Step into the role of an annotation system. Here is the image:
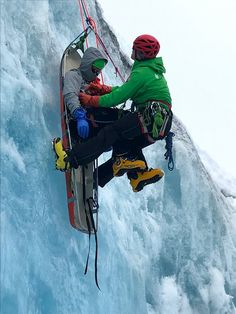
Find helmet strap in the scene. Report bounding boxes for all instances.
[135,50,146,61]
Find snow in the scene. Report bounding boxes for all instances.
[1,1,236,313]
[159,276,192,314]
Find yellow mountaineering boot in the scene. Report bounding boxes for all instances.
[53,138,70,171]
[129,168,164,192]
[112,156,146,177]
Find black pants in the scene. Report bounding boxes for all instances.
[68,110,151,167]
[68,107,158,187]
[69,107,121,146]
[96,106,173,187]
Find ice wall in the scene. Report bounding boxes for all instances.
[1,1,236,313]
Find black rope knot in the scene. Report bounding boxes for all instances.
[164,131,175,171]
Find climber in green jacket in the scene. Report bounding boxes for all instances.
[80,52,171,109]
[54,34,173,192]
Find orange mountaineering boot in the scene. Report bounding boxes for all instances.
[112,156,146,177]
[129,168,164,192]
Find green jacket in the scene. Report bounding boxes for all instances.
[99,57,172,109]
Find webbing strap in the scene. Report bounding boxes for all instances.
[87,197,100,290]
[82,166,100,290]
[82,166,92,275]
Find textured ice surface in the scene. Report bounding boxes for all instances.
[1,1,236,313]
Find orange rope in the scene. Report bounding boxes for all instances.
[78,0,89,48]
[77,0,105,83]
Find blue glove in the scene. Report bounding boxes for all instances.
[73,108,89,139]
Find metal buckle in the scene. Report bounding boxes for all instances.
[149,101,163,117]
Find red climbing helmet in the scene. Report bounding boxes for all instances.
[133,34,160,59]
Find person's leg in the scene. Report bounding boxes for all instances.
[97,158,114,187]
[128,167,164,192]
[126,139,164,192]
[66,112,145,168]
[97,137,150,188]
[96,144,164,192]
[111,133,151,177]
[86,107,121,137]
[97,146,148,187]
[112,135,164,192]
[87,108,126,187]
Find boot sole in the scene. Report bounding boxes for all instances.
[133,173,163,192]
[52,138,69,171]
[52,137,64,152]
[52,138,60,157]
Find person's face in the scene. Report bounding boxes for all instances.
[91,65,102,76]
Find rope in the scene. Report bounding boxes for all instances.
[78,0,89,49]
[87,197,100,290]
[164,132,175,171]
[78,0,104,83]
[82,167,92,276]
[77,0,125,83]
[62,27,91,59]
[92,32,125,82]
[82,168,100,290]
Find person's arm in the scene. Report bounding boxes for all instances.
[63,70,89,139]
[79,70,142,108]
[98,71,142,108]
[86,80,113,95]
[63,70,83,115]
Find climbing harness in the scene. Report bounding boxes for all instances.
[133,101,172,138]
[131,101,175,170]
